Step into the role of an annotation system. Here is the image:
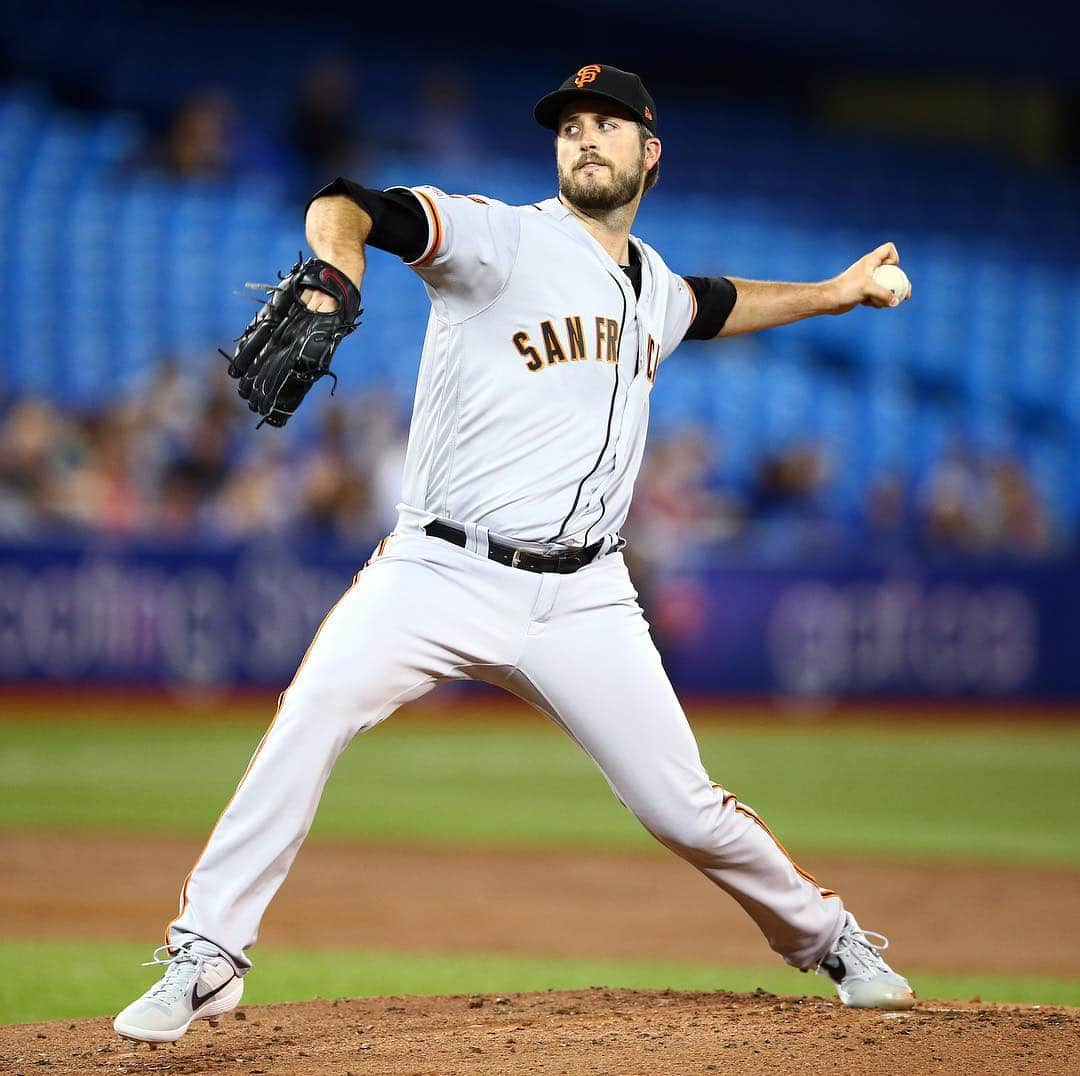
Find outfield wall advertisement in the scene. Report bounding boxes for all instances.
[1,539,1077,699]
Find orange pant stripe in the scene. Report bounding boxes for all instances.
[164,536,393,945]
[717,786,838,899]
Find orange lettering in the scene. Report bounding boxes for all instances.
[574,65,602,89]
[565,316,585,360]
[606,319,619,363]
[646,334,660,382]
[595,316,607,360]
[513,330,543,372]
[540,319,567,364]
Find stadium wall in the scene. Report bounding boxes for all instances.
[1,539,1077,700]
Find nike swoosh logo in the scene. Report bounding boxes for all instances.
[821,955,847,984]
[191,972,235,1010]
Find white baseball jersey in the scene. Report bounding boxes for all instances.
[390,186,698,546]
[164,179,849,993]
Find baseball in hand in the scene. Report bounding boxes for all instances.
[872,264,911,302]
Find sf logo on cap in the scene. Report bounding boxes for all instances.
[574,65,602,88]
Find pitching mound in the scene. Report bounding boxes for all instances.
[2,988,1077,1076]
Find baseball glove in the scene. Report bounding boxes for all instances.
[221,256,362,427]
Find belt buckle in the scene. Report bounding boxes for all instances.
[510,544,554,572]
[507,540,584,572]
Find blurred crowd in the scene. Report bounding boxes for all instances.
[133,57,481,200]
[0,58,1066,566]
[626,425,1057,569]
[0,362,1058,564]
[0,363,406,549]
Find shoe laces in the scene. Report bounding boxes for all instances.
[141,944,215,1005]
[819,922,892,981]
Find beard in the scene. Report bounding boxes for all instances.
[558,149,645,212]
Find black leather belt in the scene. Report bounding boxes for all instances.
[424,519,605,574]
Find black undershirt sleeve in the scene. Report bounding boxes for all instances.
[682,275,738,340]
[305,177,429,264]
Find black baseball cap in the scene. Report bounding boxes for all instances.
[534,65,658,135]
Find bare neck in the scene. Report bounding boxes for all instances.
[559,195,640,266]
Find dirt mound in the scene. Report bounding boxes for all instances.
[2,989,1077,1076]
[6,833,1080,977]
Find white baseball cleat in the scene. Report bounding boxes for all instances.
[816,913,916,1010]
[113,939,244,1043]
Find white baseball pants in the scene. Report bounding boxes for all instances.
[170,523,846,972]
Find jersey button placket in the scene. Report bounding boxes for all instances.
[583,311,638,525]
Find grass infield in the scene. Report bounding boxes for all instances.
[1,706,1079,866]
[3,938,1079,1026]
[3,707,1079,1025]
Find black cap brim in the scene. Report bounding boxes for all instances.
[534,89,654,133]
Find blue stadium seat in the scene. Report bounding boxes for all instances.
[1,82,1078,539]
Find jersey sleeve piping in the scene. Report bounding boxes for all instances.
[407,188,444,268]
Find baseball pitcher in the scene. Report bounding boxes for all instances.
[114,65,914,1046]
